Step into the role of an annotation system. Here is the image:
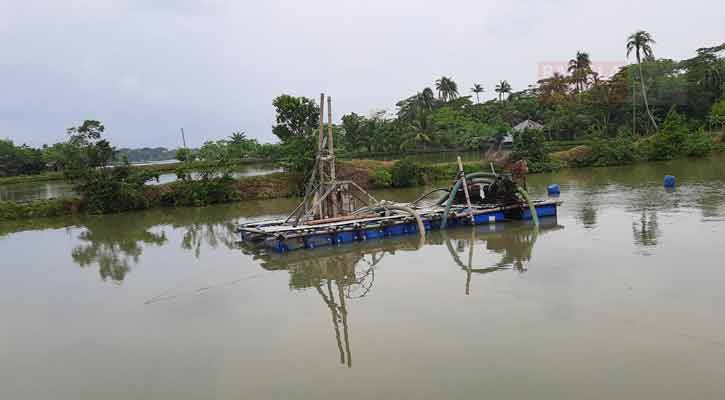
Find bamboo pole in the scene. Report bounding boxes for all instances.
[318,93,326,218]
[327,96,335,180]
[457,156,475,224]
[328,95,337,217]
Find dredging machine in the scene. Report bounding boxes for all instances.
[238,93,559,252]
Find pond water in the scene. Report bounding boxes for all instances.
[0,180,76,202]
[1,156,725,399]
[0,163,282,202]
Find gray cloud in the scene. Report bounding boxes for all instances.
[1,0,722,148]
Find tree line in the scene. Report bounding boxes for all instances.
[0,128,278,178]
[270,31,724,174]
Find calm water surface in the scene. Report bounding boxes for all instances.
[1,156,725,399]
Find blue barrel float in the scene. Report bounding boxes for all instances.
[664,175,676,188]
[547,184,561,196]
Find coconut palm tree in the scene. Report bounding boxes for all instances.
[568,51,592,93]
[626,30,658,131]
[470,83,484,104]
[420,87,436,110]
[495,80,512,101]
[435,76,459,102]
[229,130,247,144]
[402,116,434,150]
[537,73,569,103]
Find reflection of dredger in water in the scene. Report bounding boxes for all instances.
[439,217,563,295]
[247,246,391,368]
[241,216,563,367]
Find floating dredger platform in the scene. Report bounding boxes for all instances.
[239,93,559,252]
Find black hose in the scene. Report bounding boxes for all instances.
[411,188,449,206]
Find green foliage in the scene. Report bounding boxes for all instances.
[646,107,688,160]
[0,198,79,220]
[174,141,236,183]
[391,158,420,187]
[631,108,714,160]
[272,95,319,177]
[585,131,637,166]
[0,139,45,176]
[161,177,238,207]
[685,128,713,157]
[59,120,116,180]
[271,95,320,141]
[341,112,366,151]
[435,76,459,102]
[711,99,725,132]
[75,165,158,214]
[175,148,196,162]
[512,128,549,163]
[58,120,160,214]
[116,147,177,163]
[279,135,316,183]
[371,169,392,188]
[495,80,512,101]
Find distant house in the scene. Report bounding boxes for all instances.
[489,119,544,146]
[511,119,544,132]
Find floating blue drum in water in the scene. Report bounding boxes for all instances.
[664,175,676,188]
[547,184,561,196]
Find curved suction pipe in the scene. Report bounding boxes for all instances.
[516,186,539,227]
[440,172,497,228]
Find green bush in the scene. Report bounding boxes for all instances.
[685,129,713,157]
[648,108,688,160]
[585,132,636,166]
[391,158,420,187]
[74,165,158,214]
[511,128,550,164]
[0,198,78,220]
[636,108,714,161]
[371,169,392,188]
[162,177,239,207]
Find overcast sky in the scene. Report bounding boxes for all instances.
[1,0,722,148]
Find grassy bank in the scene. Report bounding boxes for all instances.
[0,171,65,185]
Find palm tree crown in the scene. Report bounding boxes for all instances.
[626,30,656,63]
[435,76,459,102]
[537,73,569,102]
[568,51,592,92]
[494,80,512,101]
[470,83,484,103]
[229,130,247,144]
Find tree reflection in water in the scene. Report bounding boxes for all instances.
[180,220,238,258]
[632,210,659,247]
[71,220,167,283]
[69,207,243,283]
